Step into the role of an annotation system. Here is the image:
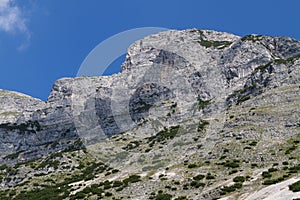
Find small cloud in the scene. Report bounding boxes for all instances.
[0,0,30,50]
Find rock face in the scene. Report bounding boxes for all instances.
[0,90,44,124]
[0,88,77,164]
[1,29,300,200]
[0,29,300,166]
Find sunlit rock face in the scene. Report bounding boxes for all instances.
[0,29,300,166]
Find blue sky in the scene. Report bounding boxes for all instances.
[0,0,300,101]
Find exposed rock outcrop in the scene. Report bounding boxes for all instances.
[0,29,299,167]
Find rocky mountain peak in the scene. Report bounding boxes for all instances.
[0,29,300,200]
[0,89,45,124]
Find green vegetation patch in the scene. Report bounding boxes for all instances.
[37,159,60,170]
[206,173,215,180]
[262,171,272,178]
[197,30,232,49]
[285,145,298,155]
[0,111,20,116]
[220,182,243,194]
[288,164,300,174]
[198,120,209,132]
[147,125,180,143]
[174,196,188,200]
[241,34,264,42]
[0,121,42,133]
[237,94,251,105]
[193,174,205,181]
[198,39,233,49]
[190,180,205,188]
[263,177,284,185]
[70,184,105,200]
[289,180,300,192]
[153,192,172,200]
[255,53,300,73]
[123,174,141,185]
[227,85,256,105]
[220,160,241,168]
[198,98,211,110]
[13,185,70,200]
[3,151,25,160]
[233,176,246,183]
[274,53,300,65]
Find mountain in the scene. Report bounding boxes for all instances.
[0,29,299,200]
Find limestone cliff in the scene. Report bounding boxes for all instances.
[0,29,300,200]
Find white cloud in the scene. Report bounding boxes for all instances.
[0,0,30,50]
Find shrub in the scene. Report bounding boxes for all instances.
[263,179,279,185]
[197,37,232,49]
[224,161,240,168]
[174,196,188,200]
[183,184,189,190]
[241,35,264,42]
[113,181,123,188]
[237,95,251,105]
[229,170,238,175]
[251,163,258,168]
[3,151,24,160]
[198,120,209,132]
[249,141,258,146]
[187,164,198,169]
[116,187,124,192]
[193,174,205,181]
[14,184,70,200]
[262,171,272,178]
[282,161,289,165]
[173,181,180,185]
[289,180,300,192]
[221,183,243,193]
[123,175,141,185]
[105,192,113,197]
[190,181,205,188]
[155,193,172,200]
[206,173,215,180]
[233,182,243,189]
[70,192,86,200]
[198,99,211,110]
[89,184,103,195]
[147,126,180,143]
[165,185,171,189]
[268,168,278,173]
[112,169,119,173]
[233,176,245,183]
[285,146,297,154]
[0,165,8,171]
[289,164,300,173]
